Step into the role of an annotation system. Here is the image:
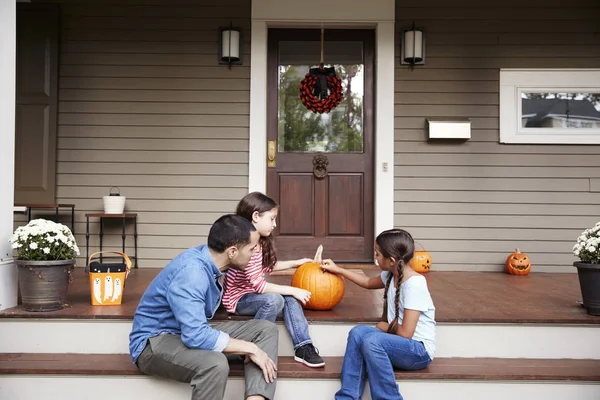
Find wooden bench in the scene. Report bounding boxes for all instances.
[1,353,599,381]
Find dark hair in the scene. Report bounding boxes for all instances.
[207,214,256,253]
[376,228,415,334]
[236,192,278,269]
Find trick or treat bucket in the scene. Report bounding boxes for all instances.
[103,186,126,214]
[87,251,131,306]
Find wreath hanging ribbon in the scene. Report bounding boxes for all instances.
[299,28,343,114]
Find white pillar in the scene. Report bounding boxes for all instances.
[374,21,396,236]
[247,19,268,194]
[0,0,17,311]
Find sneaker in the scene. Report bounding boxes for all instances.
[294,344,325,368]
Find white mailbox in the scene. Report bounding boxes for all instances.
[426,118,471,140]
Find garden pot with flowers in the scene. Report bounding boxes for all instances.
[9,219,80,312]
[572,221,600,316]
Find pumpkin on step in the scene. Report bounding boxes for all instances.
[291,245,345,311]
[410,250,432,273]
[505,248,531,276]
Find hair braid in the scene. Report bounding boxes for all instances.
[380,273,394,323]
[387,264,404,334]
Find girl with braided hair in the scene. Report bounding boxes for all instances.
[321,229,436,400]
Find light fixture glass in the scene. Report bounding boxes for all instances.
[401,24,425,67]
[219,23,242,68]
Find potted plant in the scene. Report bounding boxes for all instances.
[572,221,600,316]
[9,219,80,312]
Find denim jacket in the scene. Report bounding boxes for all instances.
[129,245,230,362]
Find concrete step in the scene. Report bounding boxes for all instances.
[1,354,599,400]
[1,318,599,359]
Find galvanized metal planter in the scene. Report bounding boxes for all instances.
[16,259,76,312]
[573,262,600,316]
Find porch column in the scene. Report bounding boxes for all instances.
[0,0,17,311]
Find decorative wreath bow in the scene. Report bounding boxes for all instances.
[299,65,344,114]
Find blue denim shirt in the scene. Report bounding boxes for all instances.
[129,245,230,362]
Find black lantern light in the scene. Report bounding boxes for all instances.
[218,22,242,69]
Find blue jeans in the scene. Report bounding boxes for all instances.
[335,325,431,400]
[235,292,312,350]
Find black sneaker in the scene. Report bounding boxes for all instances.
[294,344,325,368]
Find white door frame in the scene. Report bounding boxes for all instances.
[0,0,17,310]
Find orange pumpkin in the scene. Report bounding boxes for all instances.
[291,245,345,311]
[410,250,432,273]
[505,248,531,276]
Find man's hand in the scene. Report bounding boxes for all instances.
[246,346,278,383]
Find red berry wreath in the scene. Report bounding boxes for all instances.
[299,66,344,114]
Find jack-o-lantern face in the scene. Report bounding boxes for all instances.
[505,248,531,276]
[410,250,432,273]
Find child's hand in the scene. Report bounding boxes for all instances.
[293,287,312,305]
[297,258,313,266]
[376,321,390,332]
[321,259,341,274]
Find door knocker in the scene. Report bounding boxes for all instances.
[313,154,329,180]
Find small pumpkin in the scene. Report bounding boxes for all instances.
[410,250,432,273]
[505,248,531,276]
[291,245,345,311]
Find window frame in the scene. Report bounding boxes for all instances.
[499,69,600,144]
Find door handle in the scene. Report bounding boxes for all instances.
[267,140,276,167]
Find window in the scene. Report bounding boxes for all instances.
[500,69,600,144]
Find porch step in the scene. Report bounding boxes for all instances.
[1,319,599,359]
[1,353,599,400]
[2,353,600,380]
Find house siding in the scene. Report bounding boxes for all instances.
[394,0,600,271]
[14,0,600,271]
[54,0,251,266]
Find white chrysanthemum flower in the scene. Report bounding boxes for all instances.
[29,242,38,250]
[43,247,50,254]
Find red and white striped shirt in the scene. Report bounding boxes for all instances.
[222,245,273,313]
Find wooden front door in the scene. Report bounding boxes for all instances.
[266,29,374,262]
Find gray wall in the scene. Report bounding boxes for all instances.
[56,0,251,266]
[15,0,600,271]
[394,0,600,271]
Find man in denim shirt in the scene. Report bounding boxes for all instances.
[130,214,278,400]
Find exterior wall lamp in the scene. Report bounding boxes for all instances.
[219,22,242,69]
[401,23,425,68]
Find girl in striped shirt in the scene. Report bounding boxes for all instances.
[222,192,325,368]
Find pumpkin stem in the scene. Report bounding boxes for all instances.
[313,245,323,263]
[515,248,520,254]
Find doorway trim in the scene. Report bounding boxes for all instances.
[248,0,396,248]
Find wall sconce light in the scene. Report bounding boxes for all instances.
[401,23,425,68]
[218,22,242,69]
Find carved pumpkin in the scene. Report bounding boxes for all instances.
[291,245,345,311]
[410,250,432,273]
[505,248,531,276]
